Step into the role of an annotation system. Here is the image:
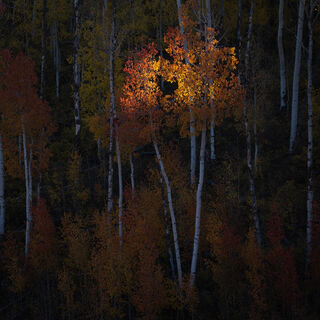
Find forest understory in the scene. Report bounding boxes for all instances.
[0,0,320,319]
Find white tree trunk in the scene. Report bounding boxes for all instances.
[22,123,32,256]
[206,0,212,27]
[210,121,216,160]
[206,0,216,161]
[0,132,5,235]
[278,0,287,111]
[73,0,81,140]
[153,138,182,287]
[130,153,135,197]
[190,114,196,183]
[190,123,206,288]
[160,177,176,281]
[115,136,123,248]
[289,0,306,153]
[176,0,196,182]
[306,0,313,269]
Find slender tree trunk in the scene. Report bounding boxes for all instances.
[190,123,206,287]
[159,0,164,90]
[115,136,123,248]
[40,0,47,101]
[206,0,216,161]
[32,0,37,39]
[244,103,261,248]
[244,0,254,81]
[220,0,224,30]
[73,0,81,143]
[289,0,306,153]
[22,123,32,256]
[206,0,212,27]
[243,0,262,248]
[209,120,216,160]
[19,134,22,167]
[253,85,258,170]
[97,137,101,161]
[153,138,182,287]
[0,132,5,235]
[130,153,135,197]
[160,178,176,281]
[51,20,60,99]
[107,106,114,213]
[37,171,42,205]
[176,0,196,182]
[237,0,242,62]
[28,141,33,213]
[278,0,287,111]
[107,10,115,213]
[306,0,313,269]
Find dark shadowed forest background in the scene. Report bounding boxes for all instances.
[0,0,320,319]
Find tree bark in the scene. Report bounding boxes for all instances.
[306,0,313,269]
[22,122,32,256]
[244,103,261,248]
[206,0,212,28]
[115,136,123,249]
[176,0,196,183]
[51,20,60,99]
[160,177,176,281]
[190,123,206,287]
[0,132,5,236]
[107,9,115,213]
[237,0,242,62]
[153,138,182,287]
[206,0,216,161]
[129,153,135,198]
[40,0,47,101]
[73,0,81,143]
[278,0,287,111]
[289,0,306,153]
[253,85,258,170]
[243,0,262,248]
[32,0,37,39]
[244,0,254,81]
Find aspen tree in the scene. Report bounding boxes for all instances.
[176,0,196,183]
[73,0,81,143]
[243,0,262,248]
[278,0,287,111]
[289,0,306,153]
[306,0,314,269]
[121,45,183,287]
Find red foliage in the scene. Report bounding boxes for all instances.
[0,50,55,177]
[29,199,57,271]
[120,44,163,145]
[0,3,6,16]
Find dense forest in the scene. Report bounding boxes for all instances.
[0,0,320,319]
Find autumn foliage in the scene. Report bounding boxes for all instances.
[1,0,320,319]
